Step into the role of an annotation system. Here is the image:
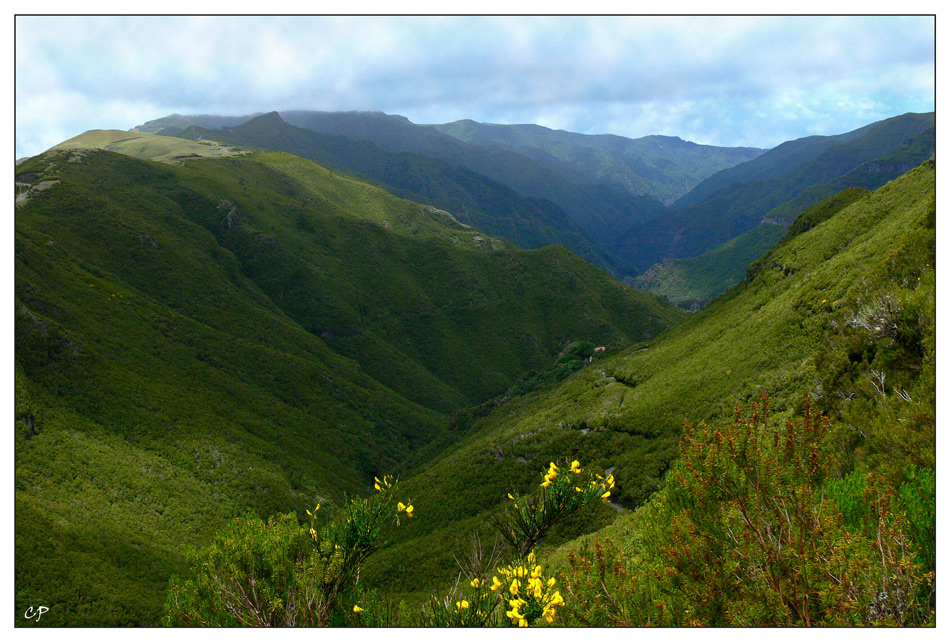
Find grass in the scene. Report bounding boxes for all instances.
[52,129,243,164]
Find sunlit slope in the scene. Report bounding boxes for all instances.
[366,161,935,598]
[51,129,241,164]
[629,221,786,309]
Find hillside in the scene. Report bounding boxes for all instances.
[161,110,671,249]
[617,112,935,275]
[361,161,935,605]
[14,137,686,625]
[179,112,617,273]
[627,221,786,309]
[52,129,243,164]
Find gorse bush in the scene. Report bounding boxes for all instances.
[492,459,614,558]
[164,478,414,626]
[164,460,611,627]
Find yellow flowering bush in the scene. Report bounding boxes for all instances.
[491,459,615,558]
[166,474,412,626]
[492,552,565,626]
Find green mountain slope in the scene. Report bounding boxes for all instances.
[431,119,764,205]
[181,112,617,273]
[364,161,935,601]
[614,112,935,275]
[243,110,672,248]
[627,221,786,309]
[14,139,685,625]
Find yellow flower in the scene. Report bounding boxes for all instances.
[531,565,543,578]
[491,576,503,591]
[547,577,556,588]
[601,491,611,502]
[375,482,381,491]
[529,578,543,599]
[470,578,481,589]
[540,479,552,488]
[510,578,520,595]
[547,591,564,607]
[570,460,582,473]
[306,504,320,516]
[575,487,582,492]
[508,493,515,500]
[456,600,469,610]
[397,502,406,512]
[527,550,536,563]
[405,504,414,517]
[353,605,363,613]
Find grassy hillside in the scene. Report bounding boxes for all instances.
[147,110,669,250]
[51,129,242,164]
[631,125,936,309]
[363,161,935,606]
[14,140,685,625]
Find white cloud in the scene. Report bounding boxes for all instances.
[14,15,935,157]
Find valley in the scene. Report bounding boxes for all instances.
[14,112,936,627]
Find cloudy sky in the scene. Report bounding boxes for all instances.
[15,14,935,158]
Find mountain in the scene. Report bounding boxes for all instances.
[132,113,265,133]
[362,160,935,603]
[177,112,617,273]
[146,110,672,250]
[14,134,686,625]
[614,112,935,276]
[431,119,764,205]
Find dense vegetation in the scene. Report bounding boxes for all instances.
[14,142,683,626]
[14,117,934,627]
[183,112,616,273]
[629,222,785,309]
[357,161,936,620]
[143,110,934,307]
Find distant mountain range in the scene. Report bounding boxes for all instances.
[135,110,764,273]
[134,110,934,308]
[620,112,934,305]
